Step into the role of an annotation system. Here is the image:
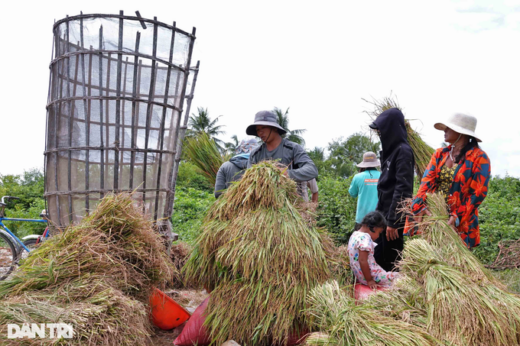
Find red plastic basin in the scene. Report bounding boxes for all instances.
[354,283,387,301]
[149,288,191,330]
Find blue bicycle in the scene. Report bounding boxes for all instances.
[0,196,49,280]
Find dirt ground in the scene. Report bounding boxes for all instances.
[150,288,209,345]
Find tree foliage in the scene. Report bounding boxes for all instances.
[307,133,381,179]
[187,107,226,150]
[316,176,357,244]
[224,135,239,155]
[327,132,380,178]
[171,187,214,244]
[0,169,46,237]
[475,175,520,264]
[273,107,307,146]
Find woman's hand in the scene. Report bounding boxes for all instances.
[368,280,378,290]
[448,215,456,229]
[414,209,432,224]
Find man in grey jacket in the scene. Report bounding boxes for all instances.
[214,138,259,198]
[246,110,318,186]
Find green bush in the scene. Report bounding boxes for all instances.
[0,169,47,238]
[316,176,357,244]
[171,187,215,245]
[475,175,520,264]
[2,199,47,238]
[176,161,213,192]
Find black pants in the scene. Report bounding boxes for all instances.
[373,226,404,272]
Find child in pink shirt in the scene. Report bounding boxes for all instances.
[348,211,400,289]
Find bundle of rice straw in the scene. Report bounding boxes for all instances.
[0,193,173,345]
[183,132,229,187]
[327,245,353,286]
[184,161,333,345]
[366,193,520,345]
[304,280,439,346]
[363,96,435,179]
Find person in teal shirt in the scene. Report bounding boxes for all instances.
[349,151,381,231]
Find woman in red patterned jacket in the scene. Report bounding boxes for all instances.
[408,113,490,248]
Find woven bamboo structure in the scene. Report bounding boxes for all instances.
[44,11,199,230]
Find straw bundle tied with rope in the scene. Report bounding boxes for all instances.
[0,193,174,345]
[363,96,435,179]
[183,161,336,345]
[364,193,520,346]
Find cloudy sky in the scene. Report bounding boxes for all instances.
[2,0,520,177]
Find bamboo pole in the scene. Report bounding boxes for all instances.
[98,25,105,197]
[154,21,177,220]
[79,14,91,212]
[119,56,128,187]
[166,27,196,218]
[113,10,124,191]
[142,18,159,215]
[65,18,73,224]
[129,33,141,190]
[53,29,63,227]
[169,61,200,218]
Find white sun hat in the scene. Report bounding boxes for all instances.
[434,113,482,142]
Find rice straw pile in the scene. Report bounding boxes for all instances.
[364,193,520,345]
[0,193,173,345]
[363,96,435,179]
[170,241,193,288]
[183,161,333,345]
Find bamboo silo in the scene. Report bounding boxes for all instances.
[44,11,199,235]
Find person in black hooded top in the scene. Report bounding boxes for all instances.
[369,108,415,272]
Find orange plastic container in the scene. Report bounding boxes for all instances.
[149,288,191,330]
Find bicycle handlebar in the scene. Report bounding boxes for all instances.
[1,196,20,204]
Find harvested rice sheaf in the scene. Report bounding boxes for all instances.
[184,161,332,345]
[364,96,435,179]
[369,193,520,346]
[400,239,520,345]
[0,193,173,346]
[365,275,428,329]
[422,194,505,287]
[304,281,439,346]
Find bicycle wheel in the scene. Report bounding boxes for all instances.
[0,232,17,281]
[19,238,40,261]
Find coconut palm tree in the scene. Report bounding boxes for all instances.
[225,135,240,155]
[307,147,325,163]
[272,107,306,147]
[187,107,226,149]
